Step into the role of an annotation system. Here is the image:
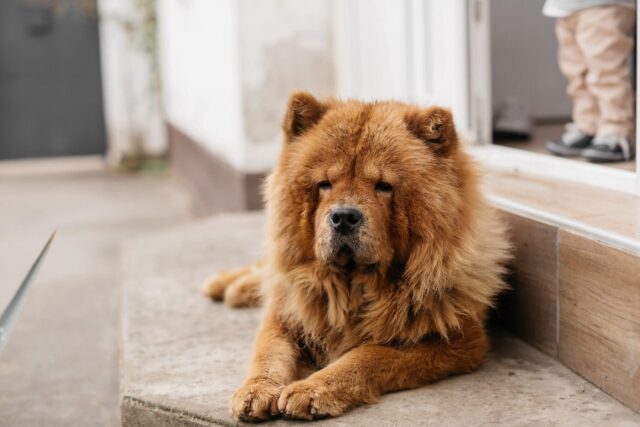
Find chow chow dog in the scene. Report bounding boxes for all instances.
[203,92,511,421]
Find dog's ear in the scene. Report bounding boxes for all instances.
[404,106,458,155]
[283,91,328,142]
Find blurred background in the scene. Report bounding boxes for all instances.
[0,0,637,426]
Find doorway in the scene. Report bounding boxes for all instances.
[489,0,636,172]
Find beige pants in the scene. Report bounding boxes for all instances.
[556,5,636,138]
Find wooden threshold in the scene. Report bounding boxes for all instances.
[484,169,640,256]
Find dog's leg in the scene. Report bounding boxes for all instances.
[278,318,488,420]
[231,313,299,421]
[201,261,263,307]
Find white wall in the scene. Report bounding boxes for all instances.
[157,0,334,173]
[490,0,571,119]
[157,0,245,169]
[105,1,572,169]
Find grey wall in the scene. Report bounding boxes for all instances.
[490,0,572,120]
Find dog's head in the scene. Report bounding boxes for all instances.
[267,92,476,279]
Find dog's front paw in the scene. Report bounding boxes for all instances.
[201,272,233,301]
[202,266,262,307]
[277,378,349,420]
[231,379,282,422]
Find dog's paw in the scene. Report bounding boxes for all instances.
[201,271,235,301]
[202,266,262,308]
[231,380,282,422]
[277,378,348,420]
[222,274,261,308]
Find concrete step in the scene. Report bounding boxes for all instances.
[120,213,640,426]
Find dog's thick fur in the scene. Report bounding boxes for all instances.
[203,92,511,421]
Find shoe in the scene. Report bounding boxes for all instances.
[583,134,634,163]
[493,97,532,140]
[545,123,594,157]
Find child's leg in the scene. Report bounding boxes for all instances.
[556,14,599,135]
[576,6,635,138]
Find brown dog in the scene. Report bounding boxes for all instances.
[203,92,511,421]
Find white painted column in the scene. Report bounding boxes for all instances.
[98,0,166,167]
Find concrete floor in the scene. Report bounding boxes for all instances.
[121,213,640,427]
[0,158,195,427]
[3,158,640,427]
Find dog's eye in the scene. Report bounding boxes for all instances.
[375,181,393,192]
[318,180,332,190]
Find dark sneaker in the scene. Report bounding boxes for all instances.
[545,123,594,157]
[583,135,634,163]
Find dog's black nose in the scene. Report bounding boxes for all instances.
[329,207,363,235]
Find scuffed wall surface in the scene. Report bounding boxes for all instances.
[238,0,334,171]
[158,0,334,173]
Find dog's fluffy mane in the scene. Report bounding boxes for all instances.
[259,93,510,365]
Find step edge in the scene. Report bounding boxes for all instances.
[488,193,640,257]
[121,395,234,427]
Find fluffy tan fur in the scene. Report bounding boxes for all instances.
[202,92,511,421]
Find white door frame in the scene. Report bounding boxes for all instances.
[468,0,492,145]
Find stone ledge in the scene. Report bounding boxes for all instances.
[121,213,640,426]
[122,396,225,427]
